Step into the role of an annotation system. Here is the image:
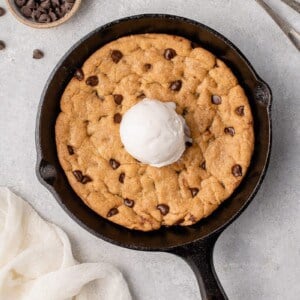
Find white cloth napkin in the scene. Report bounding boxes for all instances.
[0,187,132,300]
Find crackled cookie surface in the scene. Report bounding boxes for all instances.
[55,34,254,231]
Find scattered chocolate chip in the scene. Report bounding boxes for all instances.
[21,6,32,18]
[0,41,5,50]
[119,173,125,183]
[81,175,92,184]
[164,48,177,60]
[224,127,235,136]
[0,7,6,17]
[211,95,222,105]
[107,207,119,217]
[169,80,182,91]
[113,113,122,123]
[235,105,245,116]
[74,68,84,81]
[157,204,169,216]
[137,92,146,100]
[33,49,44,59]
[111,50,123,63]
[143,63,152,71]
[190,188,199,197]
[109,159,120,170]
[232,164,242,177]
[185,141,193,148]
[124,198,134,208]
[182,107,188,116]
[67,145,74,155]
[113,94,123,105]
[200,161,206,170]
[86,76,98,86]
[73,170,83,182]
[175,218,184,225]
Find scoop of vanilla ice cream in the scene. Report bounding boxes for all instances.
[120,98,191,167]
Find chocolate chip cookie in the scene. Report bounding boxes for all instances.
[55,34,254,231]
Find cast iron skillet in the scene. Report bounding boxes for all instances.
[35,14,272,300]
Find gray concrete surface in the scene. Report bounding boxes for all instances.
[0,0,299,299]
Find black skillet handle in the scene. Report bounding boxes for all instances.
[171,233,227,300]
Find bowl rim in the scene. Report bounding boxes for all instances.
[35,14,272,251]
[5,0,81,29]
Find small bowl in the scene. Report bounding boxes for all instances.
[5,0,81,29]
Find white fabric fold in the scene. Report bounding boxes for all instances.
[0,187,132,300]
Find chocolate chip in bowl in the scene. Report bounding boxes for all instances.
[5,0,81,28]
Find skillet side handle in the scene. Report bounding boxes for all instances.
[172,233,228,300]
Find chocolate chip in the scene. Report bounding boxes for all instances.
[235,106,245,116]
[74,68,84,81]
[164,48,177,60]
[232,164,242,177]
[49,11,57,21]
[40,0,51,9]
[111,50,123,63]
[21,6,32,18]
[185,141,192,148]
[200,161,206,170]
[0,41,5,50]
[109,159,120,170]
[86,76,98,86]
[73,170,83,182]
[67,145,74,155]
[63,2,74,12]
[143,63,152,71]
[32,9,41,21]
[157,204,169,215]
[124,198,134,208]
[224,127,235,136]
[119,173,125,183]
[211,95,222,105]
[190,188,199,197]
[51,0,60,7]
[113,94,123,105]
[39,13,51,23]
[54,6,63,17]
[0,7,6,17]
[26,0,35,9]
[107,207,119,217]
[33,49,44,59]
[81,175,92,184]
[15,0,26,7]
[113,113,122,123]
[169,80,182,91]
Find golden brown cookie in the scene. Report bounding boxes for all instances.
[55,34,254,231]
